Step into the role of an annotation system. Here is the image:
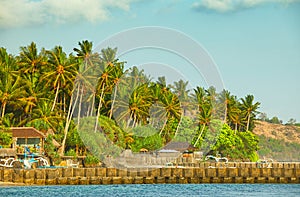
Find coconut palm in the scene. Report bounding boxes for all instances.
[240,95,260,131]
[42,46,78,111]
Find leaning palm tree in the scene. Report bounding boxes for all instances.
[240,95,260,131]
[193,103,212,146]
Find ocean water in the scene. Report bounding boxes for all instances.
[0,184,299,197]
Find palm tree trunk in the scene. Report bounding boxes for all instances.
[1,102,6,118]
[94,83,105,133]
[224,103,227,123]
[90,93,95,116]
[159,113,169,135]
[246,113,251,131]
[51,83,60,111]
[77,84,84,128]
[234,123,238,134]
[59,84,80,156]
[109,83,118,119]
[174,115,183,138]
[194,123,206,146]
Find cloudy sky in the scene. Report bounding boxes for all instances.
[0,0,300,122]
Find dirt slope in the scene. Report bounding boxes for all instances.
[253,121,300,144]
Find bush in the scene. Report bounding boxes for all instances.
[84,154,100,165]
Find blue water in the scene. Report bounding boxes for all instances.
[0,184,299,197]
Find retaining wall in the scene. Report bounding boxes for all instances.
[1,162,299,185]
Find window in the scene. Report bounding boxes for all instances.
[17,138,26,145]
[27,138,40,145]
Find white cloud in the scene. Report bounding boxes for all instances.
[192,0,300,13]
[0,0,136,28]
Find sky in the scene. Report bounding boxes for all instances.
[0,0,300,123]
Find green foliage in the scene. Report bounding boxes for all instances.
[84,154,100,165]
[258,135,300,161]
[44,135,61,165]
[65,149,77,157]
[0,131,12,147]
[211,124,259,161]
[130,125,163,152]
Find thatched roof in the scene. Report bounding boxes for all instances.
[0,148,16,157]
[161,141,196,152]
[10,127,45,138]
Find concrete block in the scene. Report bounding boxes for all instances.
[3,169,13,182]
[223,177,232,183]
[155,176,165,184]
[172,168,183,177]
[89,176,101,184]
[161,168,171,177]
[122,177,133,184]
[85,168,95,177]
[194,168,205,177]
[12,169,24,183]
[128,169,138,177]
[183,168,194,177]
[102,177,112,184]
[35,169,46,179]
[190,177,200,184]
[178,177,188,184]
[35,179,45,185]
[73,168,84,177]
[206,168,217,177]
[149,168,160,177]
[112,177,122,184]
[239,168,250,177]
[67,177,78,185]
[250,168,260,177]
[217,168,227,177]
[166,176,177,184]
[62,168,73,177]
[46,169,60,179]
[117,169,128,177]
[255,177,266,183]
[144,177,154,184]
[201,177,211,183]
[138,168,149,177]
[284,169,295,177]
[57,177,68,185]
[261,168,272,177]
[107,168,117,177]
[79,177,89,185]
[96,168,106,177]
[244,177,254,183]
[234,177,243,183]
[228,168,238,177]
[45,178,57,185]
[133,177,144,184]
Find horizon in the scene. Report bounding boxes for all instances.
[0,0,299,123]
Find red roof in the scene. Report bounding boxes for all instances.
[10,127,45,138]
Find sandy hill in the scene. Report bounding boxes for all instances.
[253,121,300,144]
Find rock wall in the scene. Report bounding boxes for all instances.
[0,162,299,185]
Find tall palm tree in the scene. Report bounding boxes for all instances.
[240,95,260,131]
[43,46,78,111]
[218,90,232,123]
[18,42,47,86]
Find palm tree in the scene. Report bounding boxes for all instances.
[18,42,47,86]
[193,103,212,146]
[0,75,25,118]
[43,46,78,111]
[218,90,232,123]
[240,95,260,131]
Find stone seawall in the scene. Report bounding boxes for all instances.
[1,162,299,185]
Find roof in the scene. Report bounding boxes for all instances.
[161,141,196,152]
[10,127,46,138]
[0,148,16,157]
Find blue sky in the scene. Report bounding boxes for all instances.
[0,0,300,122]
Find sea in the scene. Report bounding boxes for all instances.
[0,184,299,197]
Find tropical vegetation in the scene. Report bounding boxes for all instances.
[0,41,262,162]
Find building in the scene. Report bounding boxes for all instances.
[10,127,46,153]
